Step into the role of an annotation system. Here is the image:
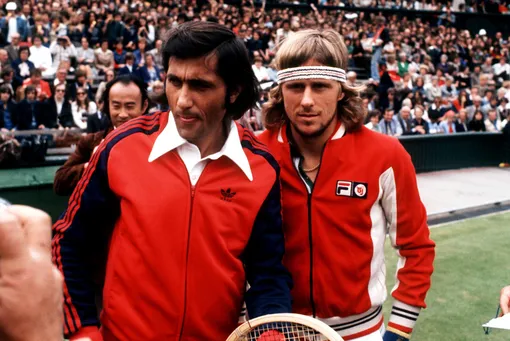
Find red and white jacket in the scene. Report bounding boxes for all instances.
[258,123,435,340]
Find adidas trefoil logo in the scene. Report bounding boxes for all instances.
[220,188,236,202]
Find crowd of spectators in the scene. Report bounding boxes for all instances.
[0,0,509,137]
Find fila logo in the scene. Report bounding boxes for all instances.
[220,188,236,202]
[336,180,368,199]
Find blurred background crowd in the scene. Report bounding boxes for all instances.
[0,0,509,138]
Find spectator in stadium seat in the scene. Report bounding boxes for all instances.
[251,56,270,83]
[29,35,54,78]
[104,11,125,48]
[71,87,97,129]
[396,106,415,134]
[0,66,20,96]
[86,99,109,134]
[364,109,382,132]
[95,39,114,75]
[11,47,34,82]
[455,109,469,133]
[0,49,8,73]
[52,22,292,341]
[441,76,458,101]
[67,70,93,101]
[138,53,161,89]
[49,36,76,72]
[113,39,126,69]
[468,110,486,132]
[412,105,430,134]
[466,95,485,121]
[95,69,114,103]
[4,33,20,64]
[76,37,95,80]
[133,38,148,68]
[13,85,43,130]
[0,3,28,43]
[379,108,402,136]
[22,68,51,100]
[485,109,503,132]
[0,85,16,131]
[52,67,68,88]
[149,39,164,70]
[117,52,139,77]
[439,110,457,134]
[42,83,74,129]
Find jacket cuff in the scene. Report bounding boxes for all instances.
[69,326,103,341]
[388,300,421,335]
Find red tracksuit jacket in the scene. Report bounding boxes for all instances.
[52,111,292,341]
[258,123,435,340]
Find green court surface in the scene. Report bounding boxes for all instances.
[383,212,510,341]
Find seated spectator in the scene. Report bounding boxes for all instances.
[148,80,168,113]
[95,69,114,103]
[138,53,160,89]
[113,39,126,69]
[149,39,164,70]
[76,37,96,80]
[42,83,74,129]
[71,88,97,130]
[493,56,510,82]
[86,99,109,134]
[439,110,457,134]
[397,52,409,77]
[378,108,402,136]
[251,56,269,83]
[11,47,34,82]
[13,85,43,130]
[465,95,486,121]
[396,106,415,134]
[455,109,469,133]
[425,76,441,102]
[364,110,381,132]
[29,15,50,44]
[4,33,21,64]
[67,70,93,101]
[485,109,503,132]
[22,69,52,100]
[133,38,148,68]
[54,75,148,196]
[49,36,76,72]
[412,105,430,134]
[29,35,54,78]
[52,67,68,88]
[117,52,138,76]
[95,39,114,75]
[0,66,20,96]
[0,49,8,73]
[0,85,16,131]
[468,110,486,132]
[441,76,458,101]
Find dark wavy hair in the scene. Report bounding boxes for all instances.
[161,21,259,120]
[101,74,149,134]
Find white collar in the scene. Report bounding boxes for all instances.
[148,112,253,181]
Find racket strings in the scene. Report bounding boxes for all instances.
[242,322,330,341]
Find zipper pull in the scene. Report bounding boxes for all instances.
[191,185,196,198]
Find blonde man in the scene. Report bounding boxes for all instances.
[258,29,435,341]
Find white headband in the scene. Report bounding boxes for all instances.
[276,66,347,84]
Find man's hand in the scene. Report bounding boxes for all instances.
[0,205,63,341]
[501,286,510,315]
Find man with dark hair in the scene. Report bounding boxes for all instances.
[67,69,93,101]
[259,29,434,341]
[52,22,292,341]
[22,68,52,99]
[117,52,138,76]
[14,85,43,130]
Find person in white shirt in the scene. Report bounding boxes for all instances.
[251,56,270,83]
[485,109,503,132]
[71,87,97,129]
[29,35,55,78]
[493,57,510,81]
[50,36,76,71]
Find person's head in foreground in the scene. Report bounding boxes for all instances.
[102,74,149,129]
[162,21,258,153]
[264,29,365,140]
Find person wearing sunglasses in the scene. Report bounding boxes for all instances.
[70,87,97,129]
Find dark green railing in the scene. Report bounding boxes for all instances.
[0,132,507,221]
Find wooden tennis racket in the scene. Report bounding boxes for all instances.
[226,313,343,341]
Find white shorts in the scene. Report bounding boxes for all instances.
[349,324,385,341]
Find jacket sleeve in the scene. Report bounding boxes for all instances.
[242,173,293,318]
[380,140,435,336]
[53,134,97,196]
[52,135,120,338]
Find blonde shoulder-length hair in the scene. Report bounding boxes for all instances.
[264,29,366,132]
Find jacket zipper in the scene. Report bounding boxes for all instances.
[291,145,326,318]
[178,156,201,340]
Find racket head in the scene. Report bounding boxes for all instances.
[226,313,344,341]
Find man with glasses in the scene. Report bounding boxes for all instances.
[42,83,73,129]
